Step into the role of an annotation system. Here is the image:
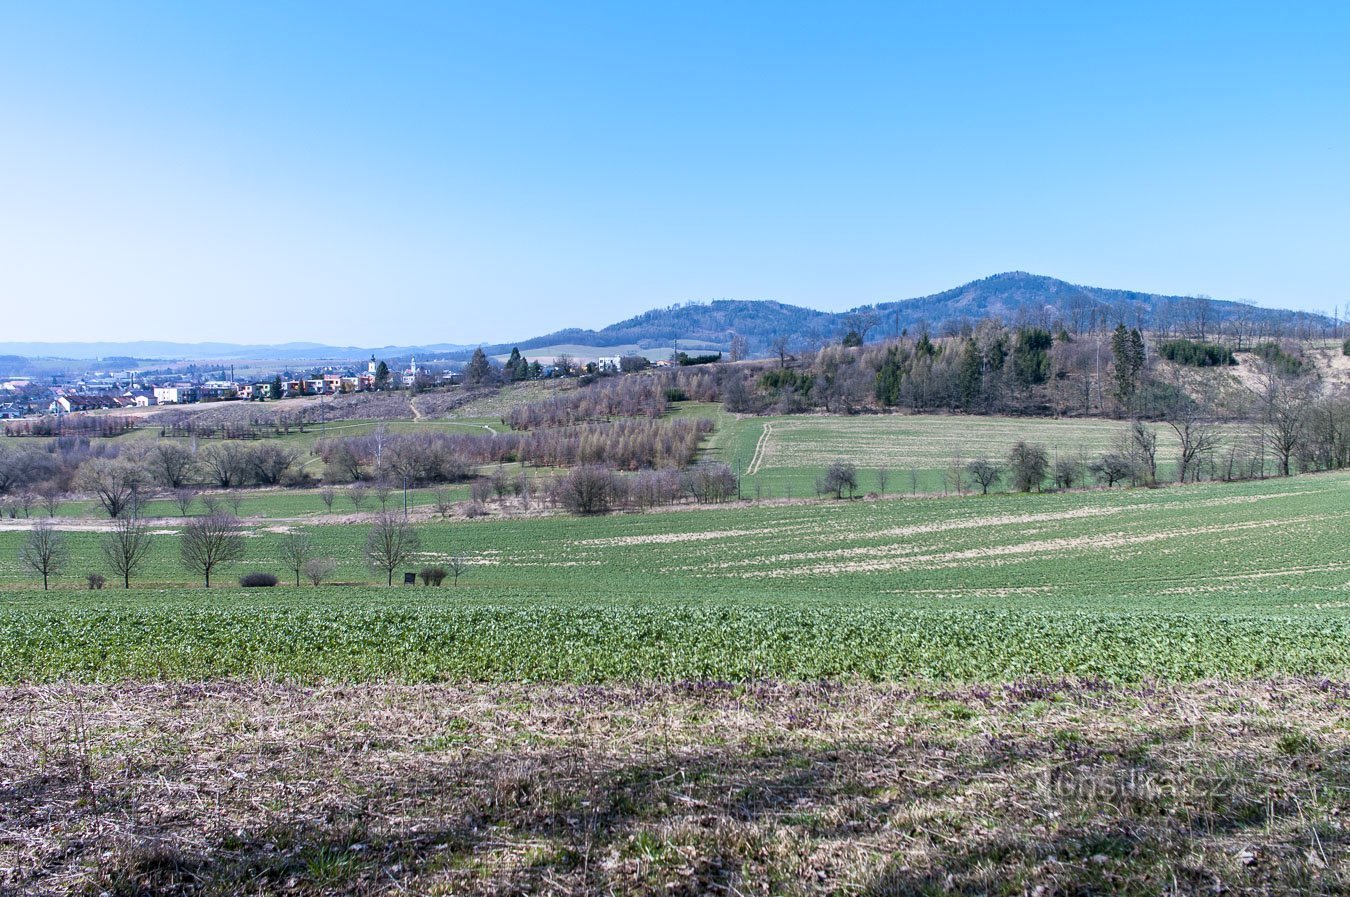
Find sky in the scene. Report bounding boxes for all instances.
[1,1,1347,346]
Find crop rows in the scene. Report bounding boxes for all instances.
[1,471,1347,683]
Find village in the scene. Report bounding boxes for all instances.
[0,351,640,421]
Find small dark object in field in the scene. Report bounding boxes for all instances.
[86,573,106,590]
[239,572,279,588]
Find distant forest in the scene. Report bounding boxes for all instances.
[453,272,1342,361]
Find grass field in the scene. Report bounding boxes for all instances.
[2,471,1348,683]
[705,411,1255,497]
[6,414,1349,895]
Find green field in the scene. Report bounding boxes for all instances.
[707,411,1245,496]
[3,471,1347,682]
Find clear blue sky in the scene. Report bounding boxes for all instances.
[2,1,1347,345]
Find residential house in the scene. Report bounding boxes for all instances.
[51,395,121,414]
[154,385,200,405]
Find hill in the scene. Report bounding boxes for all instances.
[3,273,1336,367]
[459,272,1338,360]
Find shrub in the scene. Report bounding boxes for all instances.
[239,572,279,588]
[86,573,106,590]
[818,461,859,499]
[554,466,622,515]
[420,566,447,586]
[1343,337,1349,357]
[1157,339,1235,367]
[1252,342,1305,376]
[303,557,337,586]
[1008,441,1049,492]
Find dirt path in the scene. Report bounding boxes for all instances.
[746,421,773,476]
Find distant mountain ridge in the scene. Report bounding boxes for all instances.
[0,340,472,363]
[461,271,1335,359]
[2,273,1334,365]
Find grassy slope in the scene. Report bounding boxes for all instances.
[2,471,1347,682]
[707,410,1248,496]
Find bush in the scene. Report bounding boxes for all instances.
[1157,339,1235,367]
[86,573,106,590]
[239,572,279,588]
[303,557,337,586]
[1008,441,1049,492]
[1343,337,1349,357]
[420,566,447,586]
[1252,342,1305,376]
[817,461,859,499]
[554,466,622,515]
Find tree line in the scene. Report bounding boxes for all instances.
[14,512,458,591]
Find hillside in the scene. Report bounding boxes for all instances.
[3,273,1336,367]
[460,272,1337,360]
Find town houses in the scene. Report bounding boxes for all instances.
[0,355,453,421]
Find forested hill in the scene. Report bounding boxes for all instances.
[465,272,1334,358]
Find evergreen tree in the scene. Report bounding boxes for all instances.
[465,348,492,386]
[374,361,391,390]
[874,347,903,406]
[505,348,523,380]
[1011,327,1052,387]
[1110,324,1146,409]
[956,338,983,409]
[271,375,284,400]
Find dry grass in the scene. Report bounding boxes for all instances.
[2,679,1346,895]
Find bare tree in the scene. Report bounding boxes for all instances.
[78,459,145,519]
[365,512,421,585]
[966,459,1002,494]
[555,467,620,515]
[319,486,337,512]
[276,530,315,587]
[1008,442,1049,492]
[945,450,966,495]
[173,487,198,516]
[224,492,245,515]
[303,557,337,586]
[771,334,792,369]
[874,467,890,497]
[101,517,154,588]
[19,518,67,590]
[818,461,859,499]
[374,480,394,512]
[200,443,250,488]
[348,483,369,511]
[248,444,298,486]
[180,513,246,588]
[38,483,64,517]
[1090,452,1135,488]
[447,554,468,586]
[1130,421,1159,485]
[1261,374,1312,477]
[150,442,197,488]
[1052,457,1084,490]
[1166,407,1221,483]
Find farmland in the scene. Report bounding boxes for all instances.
[2,471,1349,683]
[6,411,1350,896]
[710,411,1247,496]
